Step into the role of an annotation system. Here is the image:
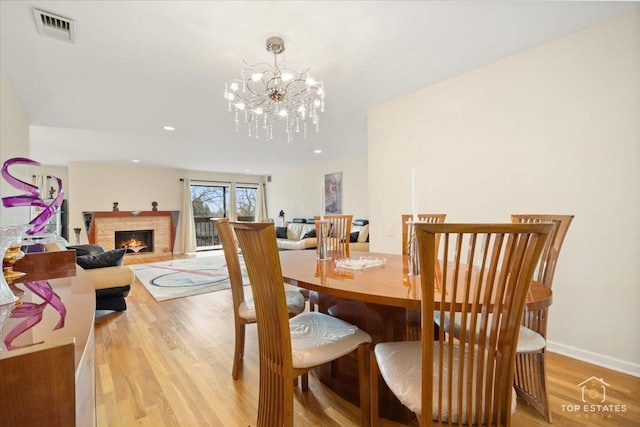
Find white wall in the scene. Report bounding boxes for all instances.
[368,12,640,374]
[267,155,369,224]
[67,161,264,252]
[0,72,30,226]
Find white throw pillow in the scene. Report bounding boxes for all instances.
[357,224,369,243]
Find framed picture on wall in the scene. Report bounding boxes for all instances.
[324,172,342,214]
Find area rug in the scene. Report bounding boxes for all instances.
[131,252,247,302]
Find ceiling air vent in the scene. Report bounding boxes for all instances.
[33,9,76,44]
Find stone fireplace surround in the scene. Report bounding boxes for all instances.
[83,211,179,257]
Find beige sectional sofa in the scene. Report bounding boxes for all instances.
[275,221,317,250]
[275,219,370,252]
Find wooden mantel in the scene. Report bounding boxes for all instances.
[83,210,180,254]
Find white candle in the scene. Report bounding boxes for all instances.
[321,181,325,220]
[412,168,417,221]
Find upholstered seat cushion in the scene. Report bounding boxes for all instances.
[434,312,547,353]
[515,325,547,352]
[289,312,372,369]
[374,341,517,423]
[238,287,305,322]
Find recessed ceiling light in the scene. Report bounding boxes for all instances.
[132,159,141,163]
[313,149,322,154]
[163,126,175,131]
[244,169,251,172]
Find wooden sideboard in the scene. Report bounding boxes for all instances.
[0,266,96,426]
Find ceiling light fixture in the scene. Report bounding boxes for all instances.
[163,126,175,131]
[223,36,325,143]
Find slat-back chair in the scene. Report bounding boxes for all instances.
[231,222,372,427]
[511,214,574,423]
[401,213,447,255]
[372,223,552,426]
[309,214,353,311]
[214,218,305,380]
[314,214,353,258]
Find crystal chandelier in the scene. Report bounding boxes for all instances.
[223,36,325,143]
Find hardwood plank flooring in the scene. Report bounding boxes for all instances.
[94,253,640,426]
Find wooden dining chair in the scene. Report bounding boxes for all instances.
[511,214,574,423]
[314,214,353,257]
[371,223,552,426]
[231,221,372,427]
[434,215,573,422]
[308,214,353,311]
[401,213,447,256]
[214,218,306,380]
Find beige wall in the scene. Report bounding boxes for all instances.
[67,161,264,252]
[368,12,640,373]
[266,155,368,225]
[0,72,30,226]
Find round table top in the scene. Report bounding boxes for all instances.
[279,249,552,310]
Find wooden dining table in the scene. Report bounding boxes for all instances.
[280,249,552,311]
[279,249,553,423]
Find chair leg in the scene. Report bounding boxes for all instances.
[371,350,379,427]
[301,373,309,391]
[232,323,245,380]
[358,342,371,427]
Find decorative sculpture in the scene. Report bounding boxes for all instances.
[1,157,67,352]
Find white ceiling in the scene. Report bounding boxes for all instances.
[1,1,637,175]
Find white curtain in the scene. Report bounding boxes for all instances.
[179,178,197,253]
[256,183,268,221]
[228,183,236,221]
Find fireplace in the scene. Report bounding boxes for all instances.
[85,210,179,256]
[115,230,154,254]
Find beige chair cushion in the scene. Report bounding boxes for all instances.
[238,287,305,322]
[290,312,372,369]
[434,312,547,353]
[514,325,547,352]
[375,341,517,423]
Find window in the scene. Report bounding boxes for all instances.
[236,185,258,222]
[190,184,229,249]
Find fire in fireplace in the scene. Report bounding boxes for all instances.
[115,230,154,254]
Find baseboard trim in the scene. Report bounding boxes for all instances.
[547,340,640,377]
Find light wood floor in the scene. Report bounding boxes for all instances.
[95,253,640,426]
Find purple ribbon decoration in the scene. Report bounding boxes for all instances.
[1,157,64,235]
[4,281,67,350]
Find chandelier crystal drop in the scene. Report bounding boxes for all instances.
[223,36,325,143]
